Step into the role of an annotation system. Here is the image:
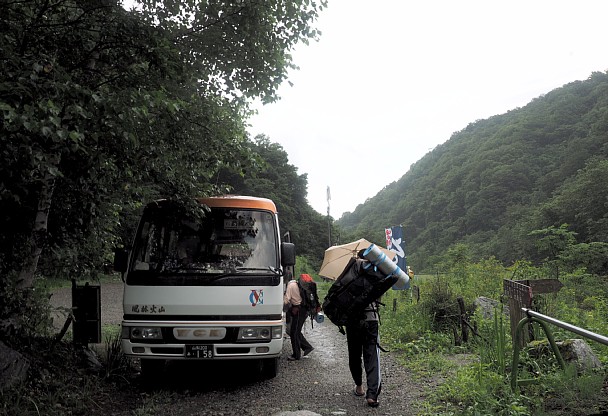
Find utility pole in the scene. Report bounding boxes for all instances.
[327,186,331,247]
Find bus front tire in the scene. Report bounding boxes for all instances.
[261,357,279,379]
[140,358,166,379]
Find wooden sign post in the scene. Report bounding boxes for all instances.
[504,280,533,347]
[503,278,563,347]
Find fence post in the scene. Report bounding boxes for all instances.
[457,297,468,343]
[412,285,420,303]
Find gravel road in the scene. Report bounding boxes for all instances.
[49,280,124,332]
[50,282,429,416]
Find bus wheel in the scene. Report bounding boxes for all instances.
[140,358,166,379]
[261,357,279,379]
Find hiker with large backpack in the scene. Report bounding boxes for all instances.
[333,256,385,407]
[298,273,321,327]
[283,274,315,361]
[346,298,382,407]
[321,245,410,408]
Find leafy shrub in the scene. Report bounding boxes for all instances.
[0,339,126,416]
[427,364,533,416]
[0,272,54,341]
[420,277,461,333]
[524,364,607,416]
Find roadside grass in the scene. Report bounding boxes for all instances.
[374,262,608,416]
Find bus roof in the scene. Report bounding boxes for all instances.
[197,195,278,213]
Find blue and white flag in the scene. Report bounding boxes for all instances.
[385,226,409,290]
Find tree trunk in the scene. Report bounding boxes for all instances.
[17,156,60,289]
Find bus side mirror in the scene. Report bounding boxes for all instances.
[113,248,129,273]
[281,242,295,267]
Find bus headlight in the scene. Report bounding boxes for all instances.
[126,326,163,340]
[237,326,282,341]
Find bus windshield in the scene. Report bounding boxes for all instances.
[130,205,279,276]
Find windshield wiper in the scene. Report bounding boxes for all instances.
[202,266,282,281]
[235,266,282,274]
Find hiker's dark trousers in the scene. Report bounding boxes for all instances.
[289,305,312,359]
[346,320,381,401]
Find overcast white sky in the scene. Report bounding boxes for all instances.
[247,0,608,218]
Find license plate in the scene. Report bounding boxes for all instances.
[185,344,213,359]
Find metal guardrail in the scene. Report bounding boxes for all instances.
[522,308,608,346]
[511,307,608,391]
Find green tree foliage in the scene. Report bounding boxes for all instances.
[0,0,325,336]
[528,224,577,261]
[559,242,608,275]
[135,0,325,105]
[337,72,608,272]
[528,224,577,278]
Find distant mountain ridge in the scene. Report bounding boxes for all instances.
[337,71,608,272]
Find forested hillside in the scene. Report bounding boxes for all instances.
[338,71,608,273]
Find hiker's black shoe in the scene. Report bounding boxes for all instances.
[303,347,314,356]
